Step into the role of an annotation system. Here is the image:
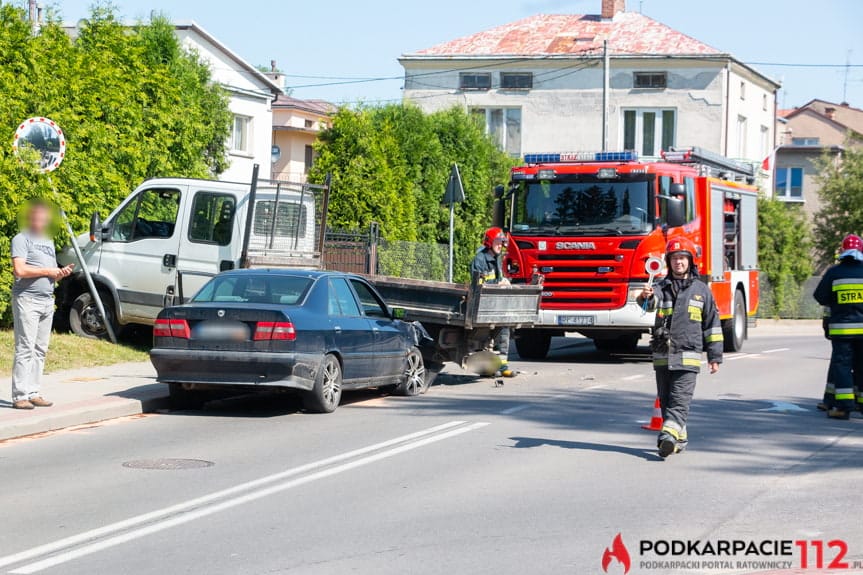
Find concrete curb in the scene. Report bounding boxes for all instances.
[0,389,169,442]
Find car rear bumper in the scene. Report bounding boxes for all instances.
[150,348,320,391]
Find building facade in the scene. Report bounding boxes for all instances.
[270,96,335,183]
[400,0,779,178]
[174,22,282,182]
[774,100,862,218]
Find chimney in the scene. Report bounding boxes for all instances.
[825,106,836,120]
[264,60,286,92]
[601,0,626,19]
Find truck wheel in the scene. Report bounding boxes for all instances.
[69,291,116,340]
[515,333,551,360]
[594,334,640,354]
[303,354,342,413]
[395,348,427,396]
[722,289,747,352]
[169,383,207,410]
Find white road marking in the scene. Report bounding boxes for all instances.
[622,374,645,381]
[583,384,606,390]
[500,404,532,415]
[0,421,479,573]
[757,401,808,413]
[762,347,790,354]
[548,393,568,400]
[727,353,758,361]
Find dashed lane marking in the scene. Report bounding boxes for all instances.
[762,348,790,354]
[500,404,532,415]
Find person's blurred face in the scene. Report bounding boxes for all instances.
[28,204,51,235]
[491,238,504,255]
[669,253,690,277]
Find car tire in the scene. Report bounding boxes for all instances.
[395,347,427,396]
[303,354,342,413]
[69,291,116,340]
[169,383,207,410]
[515,333,551,360]
[723,289,747,352]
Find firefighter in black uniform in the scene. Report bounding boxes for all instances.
[814,233,863,420]
[471,227,514,377]
[637,237,723,458]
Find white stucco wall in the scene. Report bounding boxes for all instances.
[402,58,776,170]
[176,27,275,182]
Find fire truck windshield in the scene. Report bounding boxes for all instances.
[511,178,652,236]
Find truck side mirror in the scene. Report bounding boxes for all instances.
[492,185,505,228]
[89,212,101,242]
[669,183,686,197]
[663,196,686,229]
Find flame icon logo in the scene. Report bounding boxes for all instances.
[601,533,631,574]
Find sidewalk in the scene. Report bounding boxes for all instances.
[0,361,167,442]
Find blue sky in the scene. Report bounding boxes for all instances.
[54,0,863,108]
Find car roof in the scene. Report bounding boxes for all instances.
[215,269,360,280]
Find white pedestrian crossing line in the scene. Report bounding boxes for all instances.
[762,347,790,354]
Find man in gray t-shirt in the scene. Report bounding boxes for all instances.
[10,201,74,410]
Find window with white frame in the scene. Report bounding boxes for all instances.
[737,115,748,157]
[760,125,770,159]
[622,108,675,157]
[739,81,746,100]
[231,115,252,154]
[775,166,804,201]
[762,93,768,111]
[791,137,820,146]
[472,107,522,156]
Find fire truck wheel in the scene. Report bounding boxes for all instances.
[515,333,552,360]
[722,289,747,352]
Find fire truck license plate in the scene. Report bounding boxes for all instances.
[558,315,595,326]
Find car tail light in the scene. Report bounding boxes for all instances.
[154,318,190,339]
[254,321,296,341]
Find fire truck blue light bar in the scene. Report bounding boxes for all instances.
[523,151,638,164]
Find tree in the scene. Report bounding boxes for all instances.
[310,104,514,282]
[758,196,814,317]
[0,6,231,324]
[813,146,863,265]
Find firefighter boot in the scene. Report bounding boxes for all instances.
[827,408,851,420]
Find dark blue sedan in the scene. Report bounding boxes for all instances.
[149,270,428,412]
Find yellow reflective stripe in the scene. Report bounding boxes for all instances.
[661,425,681,439]
[836,393,855,400]
[706,334,723,343]
[657,307,673,317]
[828,328,863,335]
[832,282,863,291]
[653,358,668,366]
[682,358,702,367]
[709,327,723,335]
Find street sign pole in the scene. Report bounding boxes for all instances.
[443,163,465,284]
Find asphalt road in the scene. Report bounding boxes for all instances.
[1,325,861,575]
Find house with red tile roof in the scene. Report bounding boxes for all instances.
[399,0,779,173]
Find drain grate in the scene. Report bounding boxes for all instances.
[122,458,214,470]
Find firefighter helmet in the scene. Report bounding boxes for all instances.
[665,237,696,271]
[842,234,863,253]
[483,227,507,248]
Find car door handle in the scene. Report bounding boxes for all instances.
[333,326,342,333]
[372,327,380,332]
[163,254,177,268]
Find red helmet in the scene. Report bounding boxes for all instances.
[842,234,863,252]
[483,227,507,248]
[665,237,696,258]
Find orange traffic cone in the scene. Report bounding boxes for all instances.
[641,398,663,431]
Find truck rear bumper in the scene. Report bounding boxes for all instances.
[537,302,655,331]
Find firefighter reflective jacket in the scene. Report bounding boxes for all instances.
[470,248,503,284]
[643,276,724,372]
[814,259,863,337]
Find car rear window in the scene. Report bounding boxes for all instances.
[193,275,312,305]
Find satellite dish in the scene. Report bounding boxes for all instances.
[13,117,66,173]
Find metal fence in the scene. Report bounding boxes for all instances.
[322,222,450,282]
[758,275,822,319]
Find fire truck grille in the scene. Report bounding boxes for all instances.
[536,254,619,261]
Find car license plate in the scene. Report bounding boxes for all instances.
[193,321,250,342]
[557,315,595,326]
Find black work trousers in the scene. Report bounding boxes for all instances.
[655,367,698,446]
[829,338,863,411]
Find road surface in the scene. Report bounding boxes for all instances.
[1,326,861,575]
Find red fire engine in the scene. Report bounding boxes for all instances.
[495,147,759,360]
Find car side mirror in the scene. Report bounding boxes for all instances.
[663,196,686,229]
[391,307,407,320]
[89,212,101,242]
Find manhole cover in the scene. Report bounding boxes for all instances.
[122,458,214,470]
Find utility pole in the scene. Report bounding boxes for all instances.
[27,0,40,36]
[843,49,852,103]
[602,40,610,152]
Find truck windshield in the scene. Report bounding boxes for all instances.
[512,178,652,235]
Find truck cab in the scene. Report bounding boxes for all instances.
[501,149,759,359]
[57,176,327,338]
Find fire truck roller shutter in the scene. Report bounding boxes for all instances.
[739,192,758,271]
[709,185,726,282]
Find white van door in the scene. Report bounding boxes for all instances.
[176,188,242,301]
[99,186,186,323]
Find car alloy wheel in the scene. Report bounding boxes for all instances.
[396,348,427,396]
[321,358,342,407]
